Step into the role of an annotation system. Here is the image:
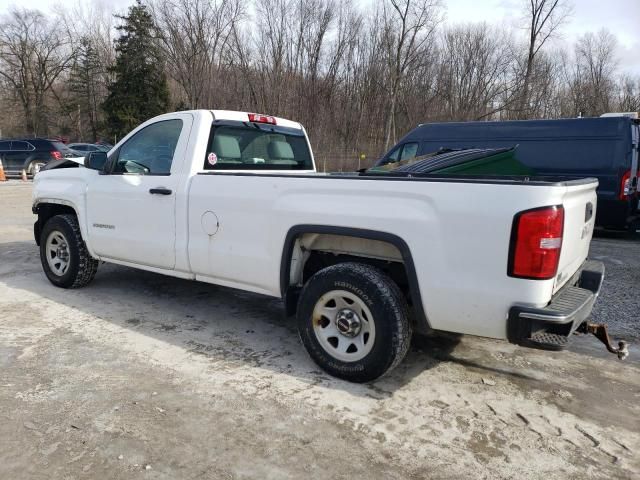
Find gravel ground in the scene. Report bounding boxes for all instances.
[589,232,640,343]
[1,181,639,479]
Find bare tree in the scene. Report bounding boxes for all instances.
[52,2,116,140]
[252,0,292,113]
[574,29,618,115]
[435,24,514,120]
[382,0,442,149]
[617,75,640,113]
[516,0,571,118]
[0,8,76,135]
[0,0,639,163]
[153,0,243,109]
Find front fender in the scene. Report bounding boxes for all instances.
[32,199,81,246]
[32,168,96,257]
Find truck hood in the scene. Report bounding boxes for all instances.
[40,156,85,171]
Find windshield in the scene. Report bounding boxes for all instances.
[203,124,313,170]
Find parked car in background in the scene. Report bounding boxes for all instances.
[67,143,111,156]
[0,138,76,176]
[376,116,640,234]
[95,140,114,149]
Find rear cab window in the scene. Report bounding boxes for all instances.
[203,122,313,170]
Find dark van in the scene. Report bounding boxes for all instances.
[375,116,640,232]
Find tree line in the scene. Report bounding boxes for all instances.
[0,0,639,169]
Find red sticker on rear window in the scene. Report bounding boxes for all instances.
[207,152,217,166]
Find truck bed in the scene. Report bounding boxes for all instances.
[189,171,598,339]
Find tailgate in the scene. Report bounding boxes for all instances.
[554,180,598,293]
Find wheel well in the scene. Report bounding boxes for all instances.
[301,250,409,294]
[34,203,77,245]
[281,226,431,333]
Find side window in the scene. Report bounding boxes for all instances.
[0,141,11,151]
[11,141,33,151]
[400,142,418,161]
[113,119,183,175]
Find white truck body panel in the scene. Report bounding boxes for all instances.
[187,173,586,338]
[32,110,599,341]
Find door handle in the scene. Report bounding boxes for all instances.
[149,187,172,195]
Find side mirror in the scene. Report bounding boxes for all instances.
[84,151,108,171]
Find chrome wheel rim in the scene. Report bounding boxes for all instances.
[45,231,70,276]
[312,289,376,362]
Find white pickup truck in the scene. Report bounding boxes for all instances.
[32,110,616,382]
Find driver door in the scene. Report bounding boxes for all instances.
[86,115,192,269]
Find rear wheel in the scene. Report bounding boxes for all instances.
[296,262,412,382]
[630,219,640,240]
[40,214,98,288]
[28,160,46,176]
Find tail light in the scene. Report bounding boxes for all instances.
[619,170,631,200]
[248,113,276,125]
[508,206,564,280]
[51,150,62,160]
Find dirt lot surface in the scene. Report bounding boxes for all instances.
[1,181,639,479]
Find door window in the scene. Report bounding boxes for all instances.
[113,119,183,175]
[0,141,10,151]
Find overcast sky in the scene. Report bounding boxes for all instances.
[1,0,639,74]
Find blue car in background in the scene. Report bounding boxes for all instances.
[376,115,640,234]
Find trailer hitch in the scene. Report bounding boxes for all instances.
[577,321,629,360]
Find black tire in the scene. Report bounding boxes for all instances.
[297,262,412,383]
[630,219,640,240]
[40,214,98,288]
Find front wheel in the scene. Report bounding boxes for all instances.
[40,214,98,288]
[296,262,412,382]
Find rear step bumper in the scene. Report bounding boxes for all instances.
[507,260,605,350]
